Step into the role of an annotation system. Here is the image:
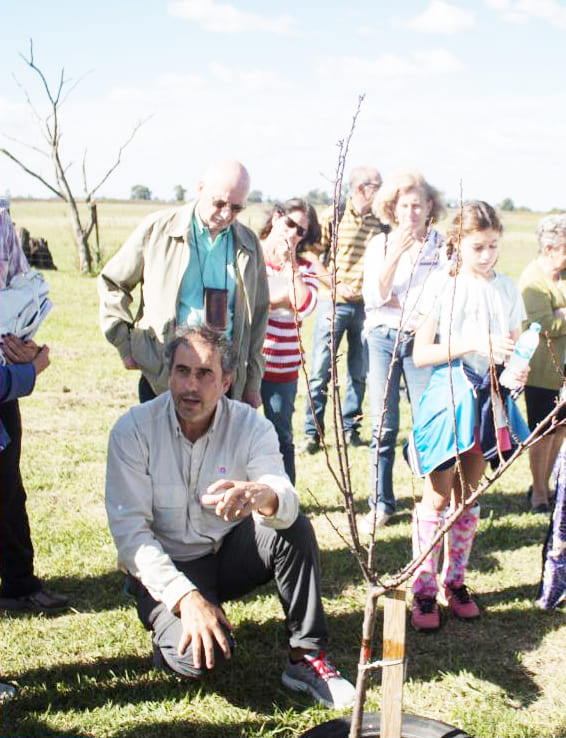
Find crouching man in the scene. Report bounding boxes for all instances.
[105,325,355,709]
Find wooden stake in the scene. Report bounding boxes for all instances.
[381,584,407,738]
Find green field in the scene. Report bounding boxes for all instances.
[1,199,565,738]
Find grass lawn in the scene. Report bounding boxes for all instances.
[1,200,565,737]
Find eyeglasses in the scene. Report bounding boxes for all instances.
[212,199,246,213]
[362,181,382,190]
[284,216,306,238]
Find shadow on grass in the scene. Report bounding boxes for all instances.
[8,499,546,617]
[300,491,417,519]
[3,697,285,738]
[112,719,285,738]
[0,717,94,738]
[307,496,551,592]
[5,584,564,728]
[2,648,318,737]
[0,570,130,617]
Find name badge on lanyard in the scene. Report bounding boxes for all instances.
[193,218,230,331]
[204,287,229,331]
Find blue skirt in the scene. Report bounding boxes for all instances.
[407,361,529,477]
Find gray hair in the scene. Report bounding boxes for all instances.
[165,325,237,375]
[537,214,566,252]
[349,166,382,191]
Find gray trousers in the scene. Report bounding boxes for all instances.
[128,513,328,677]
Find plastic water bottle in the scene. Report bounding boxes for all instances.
[499,322,541,389]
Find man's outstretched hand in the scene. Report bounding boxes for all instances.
[201,480,279,521]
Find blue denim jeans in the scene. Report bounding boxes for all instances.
[366,325,431,515]
[304,299,367,439]
[261,378,298,484]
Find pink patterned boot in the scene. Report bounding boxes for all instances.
[440,505,481,619]
[411,503,444,631]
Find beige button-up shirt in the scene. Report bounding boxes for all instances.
[105,393,299,612]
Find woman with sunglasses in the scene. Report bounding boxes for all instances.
[259,199,321,483]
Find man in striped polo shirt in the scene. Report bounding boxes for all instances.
[302,167,387,453]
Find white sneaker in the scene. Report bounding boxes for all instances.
[358,510,391,536]
[0,681,17,701]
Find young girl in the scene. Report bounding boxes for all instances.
[409,201,529,631]
[260,199,320,484]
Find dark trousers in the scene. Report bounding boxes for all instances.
[0,400,41,597]
[138,376,157,404]
[129,513,327,677]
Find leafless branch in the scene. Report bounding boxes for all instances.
[88,116,151,200]
[296,97,371,573]
[4,40,150,271]
[20,39,62,107]
[60,70,93,107]
[11,74,44,131]
[1,132,50,159]
[0,148,63,199]
[82,149,89,198]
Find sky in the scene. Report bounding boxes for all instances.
[1,0,565,211]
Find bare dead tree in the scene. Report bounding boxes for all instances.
[1,40,147,273]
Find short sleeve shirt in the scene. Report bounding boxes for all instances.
[421,270,526,375]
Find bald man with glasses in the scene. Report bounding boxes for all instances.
[98,159,269,407]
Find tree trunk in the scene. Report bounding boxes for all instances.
[349,591,379,738]
[91,202,101,269]
[67,201,92,273]
[77,230,92,273]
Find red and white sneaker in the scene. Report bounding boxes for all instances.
[411,595,440,631]
[282,650,355,709]
[442,584,480,620]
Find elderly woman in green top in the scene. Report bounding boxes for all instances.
[519,214,566,512]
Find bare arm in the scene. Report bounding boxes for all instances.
[301,249,356,299]
[268,263,311,311]
[376,227,416,301]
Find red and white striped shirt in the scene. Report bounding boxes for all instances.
[262,258,318,383]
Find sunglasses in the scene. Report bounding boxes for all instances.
[284,216,306,238]
[362,181,382,190]
[212,199,246,213]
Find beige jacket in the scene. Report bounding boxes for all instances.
[98,202,269,398]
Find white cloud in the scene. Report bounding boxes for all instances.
[109,73,205,105]
[408,1,476,34]
[209,62,234,84]
[485,0,566,28]
[167,0,296,34]
[413,48,465,73]
[208,62,269,91]
[317,49,464,89]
